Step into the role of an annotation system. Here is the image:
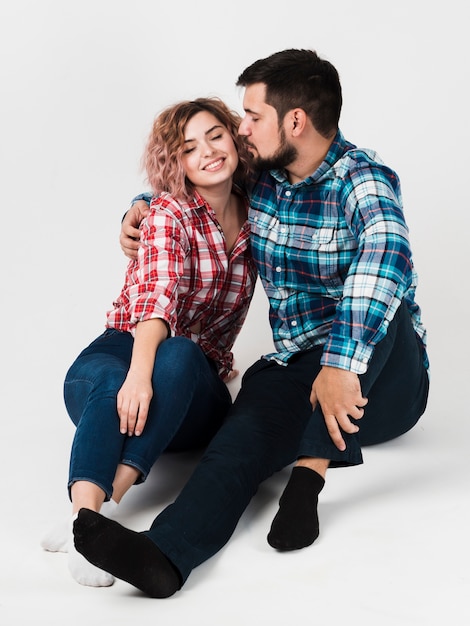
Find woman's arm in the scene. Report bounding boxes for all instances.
[117,318,169,436]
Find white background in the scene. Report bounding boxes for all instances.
[1,1,468,624]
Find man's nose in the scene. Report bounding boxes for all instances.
[238,118,249,136]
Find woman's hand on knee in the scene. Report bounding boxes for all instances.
[117,375,153,436]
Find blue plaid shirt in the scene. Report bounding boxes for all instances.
[248,130,428,375]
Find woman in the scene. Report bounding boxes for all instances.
[41,98,257,587]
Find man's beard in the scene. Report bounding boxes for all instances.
[249,128,298,171]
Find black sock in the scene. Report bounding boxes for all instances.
[73,508,182,598]
[267,466,325,551]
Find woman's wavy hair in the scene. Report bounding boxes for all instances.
[143,97,252,202]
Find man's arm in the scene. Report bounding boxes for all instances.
[321,162,412,375]
[315,161,410,449]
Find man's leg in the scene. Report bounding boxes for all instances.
[73,355,318,597]
[268,302,429,550]
[267,459,328,551]
[353,303,429,446]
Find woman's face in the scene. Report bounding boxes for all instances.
[181,110,239,192]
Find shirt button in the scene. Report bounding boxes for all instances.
[291,320,297,326]
[285,190,292,197]
[280,226,287,233]
[362,357,368,363]
[276,266,282,272]
[383,319,389,327]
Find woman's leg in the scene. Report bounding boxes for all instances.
[65,342,133,500]
[111,464,141,503]
[42,332,133,549]
[60,330,134,586]
[48,332,229,588]
[60,334,229,587]
[117,336,231,484]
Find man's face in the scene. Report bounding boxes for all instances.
[238,83,297,170]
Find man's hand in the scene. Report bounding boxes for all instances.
[310,366,368,451]
[120,200,150,259]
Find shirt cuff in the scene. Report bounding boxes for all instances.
[320,335,374,374]
[131,192,152,205]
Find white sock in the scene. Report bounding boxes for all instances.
[68,514,115,587]
[41,499,119,553]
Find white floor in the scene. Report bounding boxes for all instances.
[2,280,469,626]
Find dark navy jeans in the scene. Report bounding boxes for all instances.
[299,301,430,466]
[64,330,231,500]
[144,302,429,584]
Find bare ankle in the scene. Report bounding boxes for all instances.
[295,457,329,478]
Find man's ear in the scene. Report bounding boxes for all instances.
[288,108,307,136]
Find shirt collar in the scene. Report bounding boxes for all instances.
[187,188,208,210]
[185,184,247,215]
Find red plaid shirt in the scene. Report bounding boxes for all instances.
[106,189,257,379]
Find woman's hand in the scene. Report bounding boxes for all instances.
[117,319,169,436]
[223,369,239,383]
[117,371,153,437]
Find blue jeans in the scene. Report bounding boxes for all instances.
[64,330,231,500]
[143,302,429,583]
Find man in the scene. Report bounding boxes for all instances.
[73,49,429,598]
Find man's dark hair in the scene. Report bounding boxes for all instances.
[236,49,342,139]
